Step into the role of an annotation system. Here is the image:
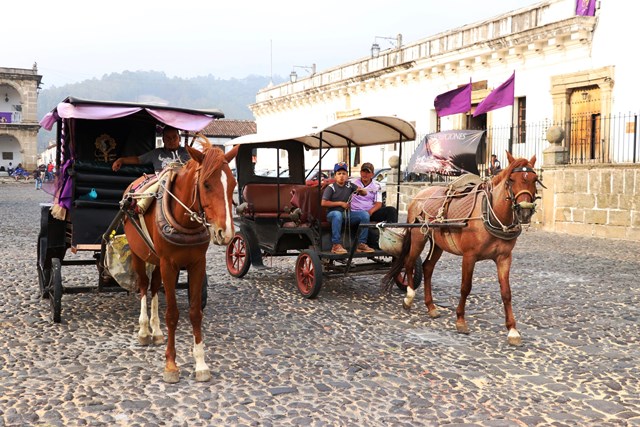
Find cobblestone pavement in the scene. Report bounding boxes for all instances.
[1,182,639,426]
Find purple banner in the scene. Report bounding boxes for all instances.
[434,83,472,117]
[406,130,484,176]
[576,0,596,16]
[473,72,515,117]
[0,112,12,123]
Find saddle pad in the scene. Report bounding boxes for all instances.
[421,186,480,222]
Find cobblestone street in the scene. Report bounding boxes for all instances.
[1,182,639,426]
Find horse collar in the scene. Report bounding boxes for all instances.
[481,189,522,241]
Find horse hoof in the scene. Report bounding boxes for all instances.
[402,301,412,311]
[195,369,211,382]
[138,335,151,346]
[427,308,440,318]
[456,322,469,334]
[508,329,522,346]
[152,335,164,345]
[163,370,180,383]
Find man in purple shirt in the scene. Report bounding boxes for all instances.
[350,162,398,248]
[321,162,375,254]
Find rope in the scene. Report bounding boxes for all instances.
[158,169,210,227]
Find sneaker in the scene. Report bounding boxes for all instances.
[356,243,375,253]
[331,244,347,254]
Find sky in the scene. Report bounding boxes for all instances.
[3,0,540,89]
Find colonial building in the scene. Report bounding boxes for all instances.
[248,0,640,240]
[0,64,42,171]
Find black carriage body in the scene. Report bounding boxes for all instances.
[38,97,223,321]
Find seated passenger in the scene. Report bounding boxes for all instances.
[321,162,375,254]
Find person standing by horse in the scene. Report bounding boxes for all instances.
[321,162,374,254]
[112,126,189,172]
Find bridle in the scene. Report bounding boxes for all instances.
[505,166,544,215]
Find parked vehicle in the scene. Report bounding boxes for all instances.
[225,116,426,299]
[37,97,223,322]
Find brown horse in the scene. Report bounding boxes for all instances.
[383,152,540,346]
[123,142,237,383]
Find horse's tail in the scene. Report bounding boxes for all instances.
[381,228,414,294]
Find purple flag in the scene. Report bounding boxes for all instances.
[434,83,472,117]
[575,0,596,16]
[473,72,515,117]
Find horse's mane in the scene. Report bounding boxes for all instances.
[184,138,226,181]
[491,157,531,185]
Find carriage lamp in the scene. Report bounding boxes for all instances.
[370,34,403,58]
[290,64,316,83]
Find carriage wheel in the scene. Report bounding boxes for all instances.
[394,256,423,291]
[226,232,251,278]
[37,236,51,299]
[50,258,63,323]
[295,250,323,299]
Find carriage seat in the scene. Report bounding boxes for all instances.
[241,183,307,219]
[70,161,154,245]
[290,185,328,227]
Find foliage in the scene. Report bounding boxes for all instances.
[37,71,285,150]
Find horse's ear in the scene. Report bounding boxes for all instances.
[225,145,240,162]
[187,145,204,164]
[506,151,515,164]
[529,154,537,168]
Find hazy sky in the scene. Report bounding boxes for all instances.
[4,0,540,88]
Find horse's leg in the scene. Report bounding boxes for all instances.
[423,244,443,318]
[496,254,522,346]
[132,256,152,346]
[403,229,428,310]
[456,255,476,334]
[160,260,180,383]
[149,266,164,345]
[188,262,211,382]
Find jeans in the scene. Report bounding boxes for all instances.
[327,209,370,245]
[35,178,42,190]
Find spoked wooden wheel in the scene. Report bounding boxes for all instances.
[226,232,251,278]
[50,258,63,323]
[394,256,423,291]
[295,250,323,299]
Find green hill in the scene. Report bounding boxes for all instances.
[37,71,284,150]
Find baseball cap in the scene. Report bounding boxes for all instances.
[334,162,348,173]
[360,162,374,173]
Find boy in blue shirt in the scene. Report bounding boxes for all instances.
[321,162,375,254]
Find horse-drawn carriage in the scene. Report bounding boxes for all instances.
[37,97,224,323]
[225,118,542,346]
[224,116,432,298]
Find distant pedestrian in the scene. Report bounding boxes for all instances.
[487,154,502,176]
[46,162,54,181]
[33,168,42,190]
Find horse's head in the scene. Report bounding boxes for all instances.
[187,144,238,245]
[501,152,541,225]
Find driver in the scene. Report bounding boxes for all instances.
[112,126,190,172]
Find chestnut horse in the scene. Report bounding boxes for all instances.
[123,143,237,383]
[383,152,540,346]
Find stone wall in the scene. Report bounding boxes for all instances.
[540,165,640,240]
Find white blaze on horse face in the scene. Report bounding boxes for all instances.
[221,169,233,241]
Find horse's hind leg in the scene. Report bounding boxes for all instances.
[132,256,152,345]
[188,263,211,382]
[456,255,476,334]
[149,266,164,345]
[496,254,522,346]
[403,229,428,310]
[423,244,443,318]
